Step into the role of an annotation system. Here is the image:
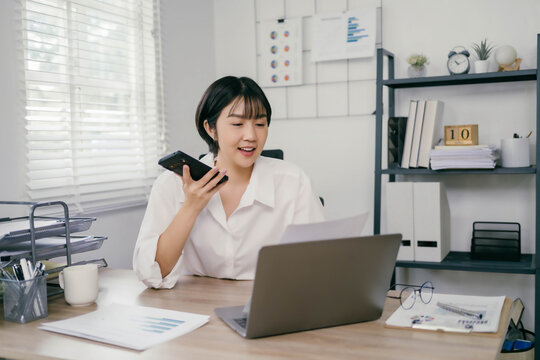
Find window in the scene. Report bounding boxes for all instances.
[20,0,165,214]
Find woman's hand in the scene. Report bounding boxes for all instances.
[180,165,228,213]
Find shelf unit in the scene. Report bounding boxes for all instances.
[374,34,540,348]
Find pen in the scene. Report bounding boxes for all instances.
[436,302,483,319]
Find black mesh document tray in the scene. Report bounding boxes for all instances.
[471,221,520,261]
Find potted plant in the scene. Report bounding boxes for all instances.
[407,54,429,77]
[472,38,495,73]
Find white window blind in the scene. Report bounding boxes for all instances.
[20,0,165,214]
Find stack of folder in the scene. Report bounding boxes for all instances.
[429,145,498,170]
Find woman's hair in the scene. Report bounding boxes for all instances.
[195,76,272,155]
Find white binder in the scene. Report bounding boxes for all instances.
[413,182,450,262]
[386,182,415,261]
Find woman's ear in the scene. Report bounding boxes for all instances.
[203,120,216,140]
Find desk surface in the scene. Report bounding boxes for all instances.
[0,269,511,360]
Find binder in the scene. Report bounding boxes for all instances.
[400,101,418,169]
[409,100,426,168]
[386,183,414,261]
[413,182,450,262]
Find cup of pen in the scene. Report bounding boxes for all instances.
[2,275,48,323]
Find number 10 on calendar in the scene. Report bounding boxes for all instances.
[444,124,479,145]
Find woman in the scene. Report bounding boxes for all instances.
[133,76,324,288]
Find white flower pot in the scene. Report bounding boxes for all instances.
[475,60,489,73]
[408,66,426,78]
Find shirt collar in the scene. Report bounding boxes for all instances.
[200,152,275,209]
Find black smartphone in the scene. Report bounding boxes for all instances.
[158,150,229,185]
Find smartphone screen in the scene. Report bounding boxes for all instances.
[158,151,228,185]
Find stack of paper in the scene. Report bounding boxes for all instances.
[40,303,210,350]
[430,145,499,170]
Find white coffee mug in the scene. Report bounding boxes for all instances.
[59,264,99,306]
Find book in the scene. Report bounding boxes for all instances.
[417,100,444,168]
[400,100,418,169]
[385,293,506,333]
[408,100,426,168]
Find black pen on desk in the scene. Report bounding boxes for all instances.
[436,302,483,319]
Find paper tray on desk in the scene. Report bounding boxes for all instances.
[0,216,96,245]
[0,235,106,265]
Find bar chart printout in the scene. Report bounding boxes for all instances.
[312,8,376,62]
[40,303,210,350]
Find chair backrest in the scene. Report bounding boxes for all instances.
[199,149,284,160]
[261,149,284,160]
[199,149,324,206]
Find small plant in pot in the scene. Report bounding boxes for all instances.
[407,53,429,77]
[472,38,495,73]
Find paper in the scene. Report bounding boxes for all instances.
[0,235,103,264]
[259,18,303,87]
[0,219,63,239]
[430,145,499,170]
[279,213,369,244]
[311,8,376,62]
[385,293,505,333]
[40,303,209,350]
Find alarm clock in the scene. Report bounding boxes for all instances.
[447,46,470,75]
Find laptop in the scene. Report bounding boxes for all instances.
[215,233,401,338]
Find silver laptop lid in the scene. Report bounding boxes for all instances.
[244,233,401,338]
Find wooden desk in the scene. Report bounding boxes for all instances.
[0,269,511,360]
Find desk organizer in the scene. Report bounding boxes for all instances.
[471,221,521,261]
[0,201,107,299]
[2,275,48,323]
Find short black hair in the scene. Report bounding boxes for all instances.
[195,76,272,155]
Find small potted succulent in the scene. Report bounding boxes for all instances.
[407,53,429,77]
[472,38,495,73]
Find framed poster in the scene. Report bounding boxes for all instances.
[259,18,303,87]
[312,8,376,62]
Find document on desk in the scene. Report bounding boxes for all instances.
[40,303,209,350]
[385,293,505,333]
[279,212,369,244]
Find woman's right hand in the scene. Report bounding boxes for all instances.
[180,165,228,213]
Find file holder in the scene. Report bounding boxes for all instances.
[471,222,521,261]
[2,275,48,323]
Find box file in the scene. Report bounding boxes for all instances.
[413,182,450,262]
[386,183,415,261]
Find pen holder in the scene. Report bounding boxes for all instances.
[2,275,48,323]
[501,138,530,168]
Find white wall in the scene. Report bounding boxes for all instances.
[213,0,540,330]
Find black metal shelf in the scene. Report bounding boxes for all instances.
[375,35,540,358]
[381,165,537,175]
[396,251,536,274]
[383,69,537,88]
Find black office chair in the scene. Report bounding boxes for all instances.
[199,149,324,206]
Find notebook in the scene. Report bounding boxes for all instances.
[215,233,401,338]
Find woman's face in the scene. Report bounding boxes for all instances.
[205,97,268,170]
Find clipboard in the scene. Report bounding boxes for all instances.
[385,293,512,335]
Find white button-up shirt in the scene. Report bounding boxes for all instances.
[133,154,325,288]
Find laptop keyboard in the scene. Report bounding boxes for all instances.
[234,317,248,329]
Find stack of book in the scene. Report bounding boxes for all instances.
[401,100,444,169]
[429,145,498,170]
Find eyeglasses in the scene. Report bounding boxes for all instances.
[387,281,434,310]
